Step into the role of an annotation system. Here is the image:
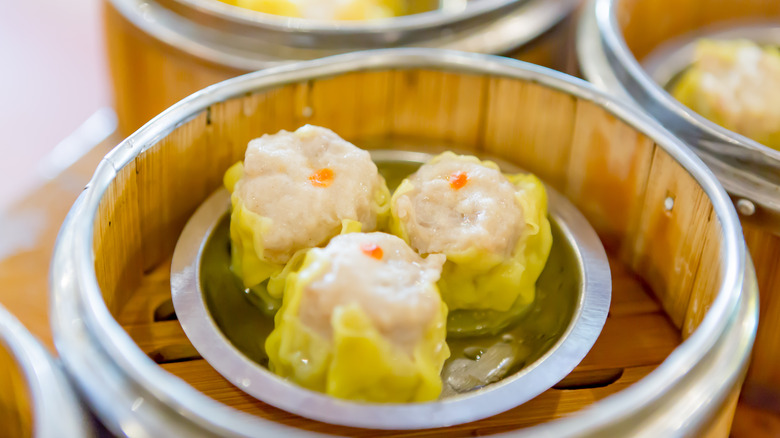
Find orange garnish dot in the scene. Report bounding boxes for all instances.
[309,168,334,187]
[448,171,469,190]
[360,243,384,260]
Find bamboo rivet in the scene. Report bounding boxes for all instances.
[736,199,756,216]
[664,196,674,211]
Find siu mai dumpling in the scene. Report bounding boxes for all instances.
[389,152,552,336]
[224,125,391,299]
[672,39,780,150]
[265,232,449,402]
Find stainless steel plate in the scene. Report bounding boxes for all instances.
[170,148,611,429]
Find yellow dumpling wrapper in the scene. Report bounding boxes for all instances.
[219,0,404,20]
[224,161,384,300]
[389,155,553,335]
[232,0,302,16]
[335,0,404,20]
[265,249,449,402]
[671,39,780,150]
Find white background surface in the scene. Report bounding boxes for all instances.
[0,0,110,210]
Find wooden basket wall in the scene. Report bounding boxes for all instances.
[617,0,780,61]
[103,0,578,136]
[0,341,33,438]
[617,0,780,398]
[92,68,733,436]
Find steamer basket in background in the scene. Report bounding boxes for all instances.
[104,0,580,135]
[50,50,756,437]
[577,0,780,407]
[0,305,93,438]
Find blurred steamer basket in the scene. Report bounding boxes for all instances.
[0,305,94,438]
[50,50,756,437]
[104,0,580,135]
[577,0,780,408]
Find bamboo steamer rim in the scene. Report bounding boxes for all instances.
[107,0,579,70]
[0,305,94,437]
[595,0,780,163]
[52,49,751,436]
[580,0,780,233]
[167,0,523,34]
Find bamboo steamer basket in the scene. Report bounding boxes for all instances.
[576,0,780,407]
[104,0,580,135]
[50,50,757,437]
[0,305,94,438]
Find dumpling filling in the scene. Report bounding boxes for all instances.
[299,232,445,352]
[392,153,525,257]
[224,125,390,296]
[671,39,780,150]
[265,232,450,402]
[389,152,552,335]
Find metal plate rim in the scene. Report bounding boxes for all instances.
[170,149,611,430]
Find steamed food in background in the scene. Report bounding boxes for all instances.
[671,39,780,150]
[223,125,553,402]
[219,0,406,20]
